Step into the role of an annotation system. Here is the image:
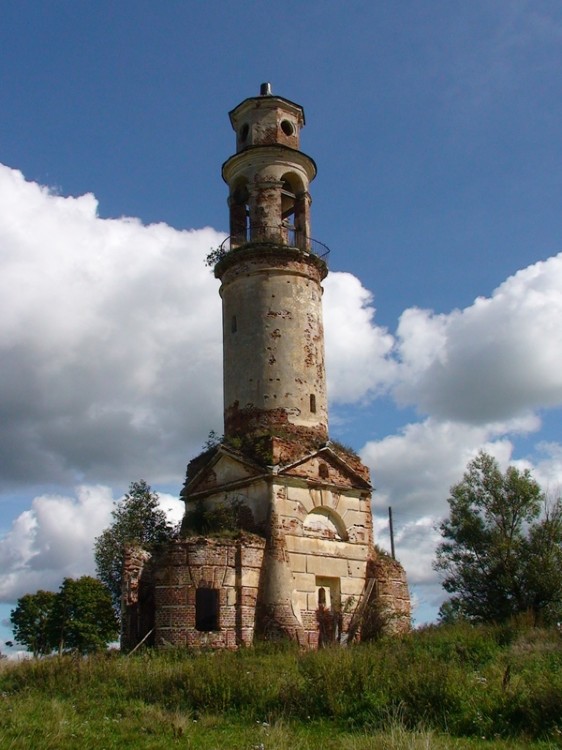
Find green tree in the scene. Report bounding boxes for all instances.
[435,452,562,625]
[94,480,174,611]
[50,576,118,654]
[10,578,118,656]
[10,590,57,656]
[523,500,562,623]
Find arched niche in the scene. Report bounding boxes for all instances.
[303,507,348,541]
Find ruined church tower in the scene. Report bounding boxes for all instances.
[121,86,410,651]
[219,83,328,451]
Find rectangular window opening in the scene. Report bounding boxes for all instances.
[315,576,341,611]
[195,588,220,631]
[310,394,316,413]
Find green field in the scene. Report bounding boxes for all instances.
[1,623,561,749]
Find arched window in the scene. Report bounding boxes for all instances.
[303,508,348,541]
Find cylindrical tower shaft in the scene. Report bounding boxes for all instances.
[215,85,329,450]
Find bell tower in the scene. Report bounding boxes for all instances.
[124,86,411,653]
[167,85,411,651]
[216,83,329,453]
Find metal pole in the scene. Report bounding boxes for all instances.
[388,506,396,559]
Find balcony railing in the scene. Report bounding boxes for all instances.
[206,225,330,267]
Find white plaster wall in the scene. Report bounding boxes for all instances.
[275,481,374,618]
[222,267,328,432]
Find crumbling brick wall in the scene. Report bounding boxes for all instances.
[121,546,154,652]
[366,553,411,636]
[152,535,265,649]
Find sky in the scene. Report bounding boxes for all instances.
[1,0,562,649]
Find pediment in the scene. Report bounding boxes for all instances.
[182,446,265,497]
[278,446,371,490]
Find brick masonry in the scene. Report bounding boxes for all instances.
[122,446,411,651]
[131,536,266,649]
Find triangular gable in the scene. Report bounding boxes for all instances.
[182,445,265,496]
[278,446,372,490]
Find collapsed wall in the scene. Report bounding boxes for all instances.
[366,554,411,636]
[122,534,410,651]
[122,536,266,650]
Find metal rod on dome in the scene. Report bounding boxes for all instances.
[388,507,396,559]
[260,82,272,96]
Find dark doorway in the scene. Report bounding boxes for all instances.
[195,588,220,631]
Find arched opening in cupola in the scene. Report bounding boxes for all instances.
[229,178,249,247]
[280,172,308,250]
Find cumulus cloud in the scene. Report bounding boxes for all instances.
[521,440,562,497]
[357,254,562,620]
[0,164,404,604]
[393,254,562,423]
[4,162,560,491]
[2,162,562,622]
[323,253,562,431]
[0,485,113,600]
[363,414,541,520]
[0,165,400,493]
[0,484,185,603]
[323,272,395,402]
[0,164,225,489]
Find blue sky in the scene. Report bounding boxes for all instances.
[1,1,562,647]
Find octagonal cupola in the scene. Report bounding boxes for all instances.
[229,82,305,152]
[222,83,317,251]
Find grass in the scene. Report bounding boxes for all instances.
[1,623,561,749]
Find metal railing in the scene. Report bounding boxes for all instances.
[207,225,330,267]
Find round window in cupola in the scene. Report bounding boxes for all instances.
[280,119,295,136]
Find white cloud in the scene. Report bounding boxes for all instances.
[0,164,405,602]
[528,441,562,496]
[323,253,562,433]
[0,485,185,603]
[323,272,395,403]
[357,251,562,620]
[157,493,185,527]
[0,165,402,492]
[2,162,562,623]
[0,164,225,488]
[363,416,540,520]
[393,254,562,423]
[0,485,113,600]
[361,414,557,621]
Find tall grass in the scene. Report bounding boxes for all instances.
[1,622,561,748]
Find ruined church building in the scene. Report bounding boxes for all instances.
[123,85,410,650]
